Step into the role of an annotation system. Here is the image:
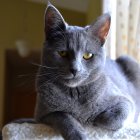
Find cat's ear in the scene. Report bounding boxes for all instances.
[44,2,66,40]
[87,13,111,45]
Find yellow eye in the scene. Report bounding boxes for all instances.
[83,53,93,60]
[58,51,67,57]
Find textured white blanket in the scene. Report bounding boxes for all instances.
[2,123,140,140]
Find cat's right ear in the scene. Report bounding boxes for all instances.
[87,13,111,46]
[44,3,66,40]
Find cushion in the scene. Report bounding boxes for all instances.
[2,123,140,140]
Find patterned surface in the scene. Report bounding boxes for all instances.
[2,123,140,140]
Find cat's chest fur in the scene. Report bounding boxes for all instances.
[39,76,110,124]
[67,86,106,123]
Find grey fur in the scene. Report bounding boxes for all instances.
[35,4,139,140]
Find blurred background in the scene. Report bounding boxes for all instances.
[0,0,140,128]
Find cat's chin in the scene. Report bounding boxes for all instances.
[64,82,79,88]
[62,78,84,88]
[61,74,89,87]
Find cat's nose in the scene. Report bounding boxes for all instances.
[70,68,77,76]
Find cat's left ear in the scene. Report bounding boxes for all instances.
[87,13,111,45]
[44,2,66,40]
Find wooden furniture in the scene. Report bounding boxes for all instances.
[4,49,41,125]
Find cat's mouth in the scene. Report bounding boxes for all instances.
[63,76,77,80]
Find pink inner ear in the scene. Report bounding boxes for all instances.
[98,19,110,42]
[45,7,56,25]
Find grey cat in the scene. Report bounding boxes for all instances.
[35,3,140,140]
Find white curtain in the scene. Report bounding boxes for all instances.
[103,0,140,61]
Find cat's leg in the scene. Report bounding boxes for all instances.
[94,100,133,130]
[37,112,88,140]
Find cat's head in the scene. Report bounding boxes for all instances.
[41,3,111,88]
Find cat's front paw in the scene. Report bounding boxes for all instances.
[94,106,126,130]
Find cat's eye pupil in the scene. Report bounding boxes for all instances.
[83,53,93,60]
[58,51,67,57]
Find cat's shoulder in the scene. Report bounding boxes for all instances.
[116,55,139,69]
[115,55,140,79]
[116,55,138,64]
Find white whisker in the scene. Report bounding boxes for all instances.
[31,62,59,69]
